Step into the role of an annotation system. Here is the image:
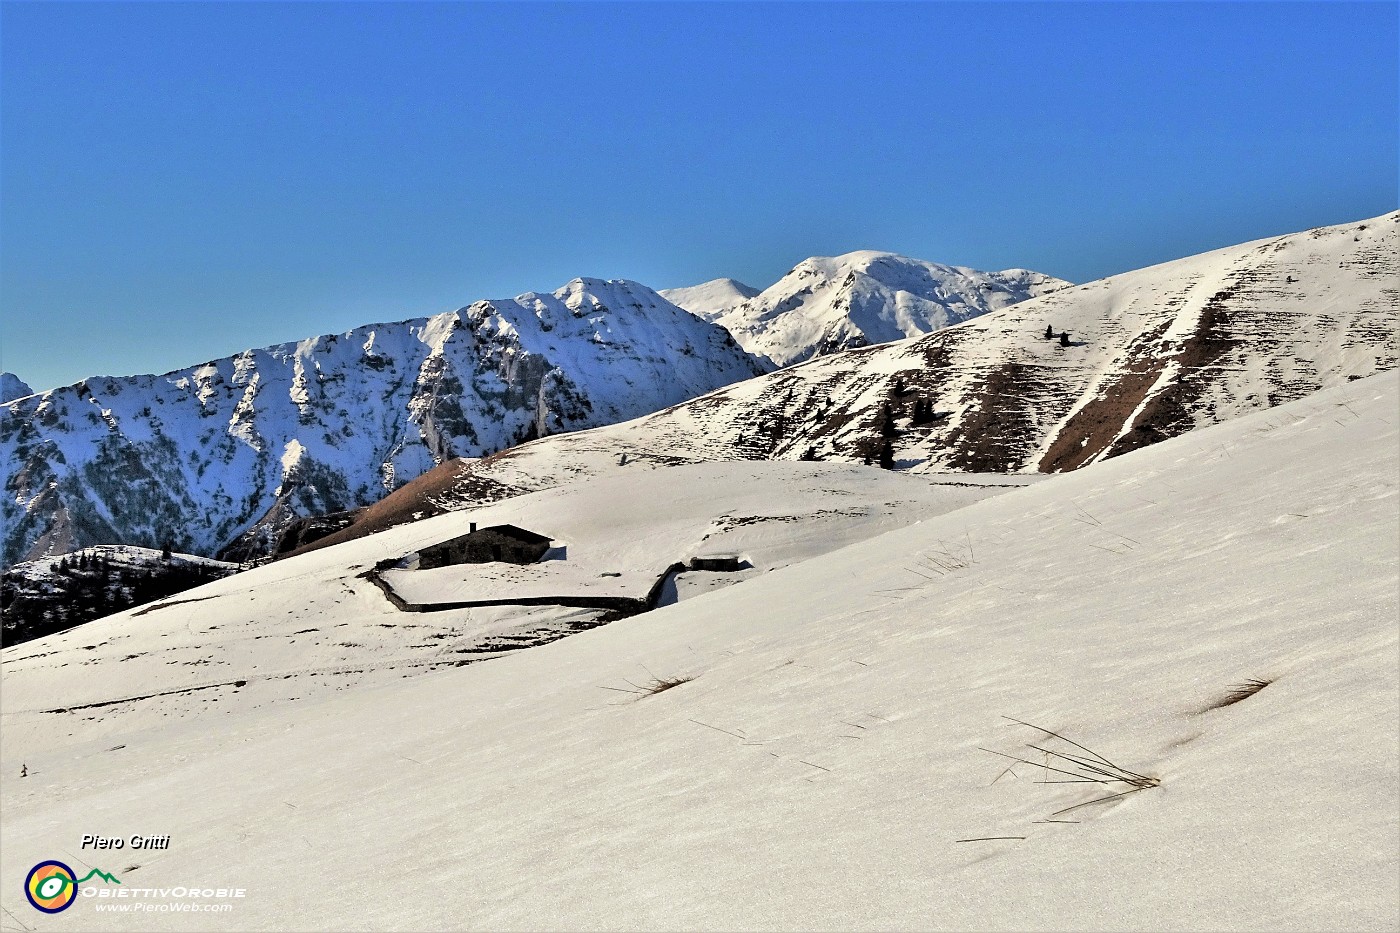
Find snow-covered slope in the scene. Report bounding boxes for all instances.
[659,277,760,323]
[0,463,1029,735]
[0,372,33,403]
[0,279,767,567]
[712,251,1069,366]
[383,211,1396,519]
[2,371,1393,931]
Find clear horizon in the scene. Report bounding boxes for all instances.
[3,1,1396,393]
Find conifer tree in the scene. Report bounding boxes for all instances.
[877,401,896,438]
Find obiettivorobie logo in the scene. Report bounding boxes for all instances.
[24,860,121,913]
[24,859,247,916]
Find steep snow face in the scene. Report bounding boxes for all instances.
[659,277,761,323]
[410,212,1397,511]
[1,373,1393,931]
[0,279,767,567]
[713,251,1070,366]
[0,372,33,403]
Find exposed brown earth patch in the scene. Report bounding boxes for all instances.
[283,459,523,558]
[1038,321,1174,473]
[1038,367,1166,473]
[943,360,1048,473]
[1105,288,1242,459]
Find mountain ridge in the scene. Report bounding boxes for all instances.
[1,278,767,567]
[708,250,1071,366]
[289,211,1395,553]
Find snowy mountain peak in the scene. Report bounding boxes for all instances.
[555,277,678,315]
[785,249,920,277]
[713,251,1070,366]
[660,278,763,323]
[0,372,33,403]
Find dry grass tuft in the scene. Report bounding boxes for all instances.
[1205,678,1272,710]
[640,675,693,696]
[599,672,695,700]
[983,717,1160,816]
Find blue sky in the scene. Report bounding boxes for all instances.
[2,1,1396,392]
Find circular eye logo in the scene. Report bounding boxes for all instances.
[25,860,77,913]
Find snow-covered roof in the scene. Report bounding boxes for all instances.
[425,523,554,548]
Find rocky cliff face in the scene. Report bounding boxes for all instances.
[1,279,767,566]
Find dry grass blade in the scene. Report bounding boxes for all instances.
[1026,743,1124,780]
[978,747,1113,784]
[1001,716,1120,769]
[1025,742,1156,787]
[1052,785,1151,816]
[1004,718,1158,786]
[598,684,647,696]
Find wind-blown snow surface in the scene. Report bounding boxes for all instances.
[658,277,760,323]
[404,212,1398,516]
[710,251,1069,366]
[2,373,1395,931]
[0,279,766,566]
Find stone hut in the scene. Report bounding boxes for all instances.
[417,523,553,569]
[689,553,745,572]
